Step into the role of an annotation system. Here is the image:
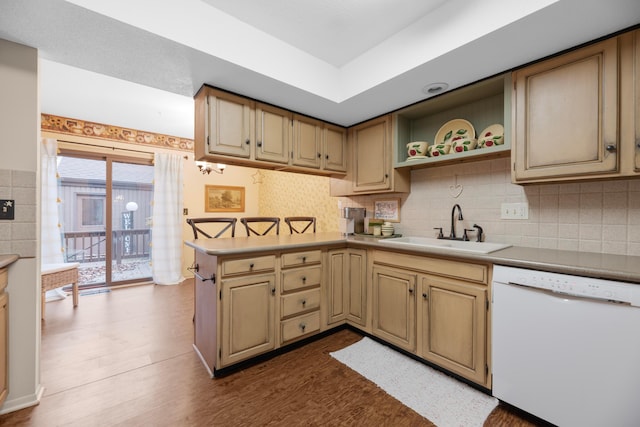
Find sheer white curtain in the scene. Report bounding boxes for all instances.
[151,153,184,285]
[41,138,64,265]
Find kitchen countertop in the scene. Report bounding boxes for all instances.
[0,254,19,269]
[185,233,640,285]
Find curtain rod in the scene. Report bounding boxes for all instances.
[55,139,189,159]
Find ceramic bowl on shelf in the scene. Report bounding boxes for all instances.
[381,222,395,237]
[429,143,451,157]
[406,141,429,158]
[451,137,477,153]
[477,124,505,148]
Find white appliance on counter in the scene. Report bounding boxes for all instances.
[492,265,640,427]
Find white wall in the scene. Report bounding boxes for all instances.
[0,38,42,413]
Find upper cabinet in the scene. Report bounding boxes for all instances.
[393,74,512,170]
[195,85,347,177]
[330,115,410,195]
[512,37,619,183]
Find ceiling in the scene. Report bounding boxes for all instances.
[1,0,639,139]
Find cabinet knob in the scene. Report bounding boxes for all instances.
[422,292,428,300]
[317,153,321,158]
[605,144,616,153]
[271,287,276,295]
[302,276,306,283]
[301,299,307,307]
[409,288,414,294]
[302,256,306,263]
[245,139,250,145]
[325,154,329,159]
[385,173,389,178]
[300,323,306,332]
[636,139,640,149]
[257,141,262,147]
[249,263,254,269]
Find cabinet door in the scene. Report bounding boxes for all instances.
[513,37,619,182]
[420,276,487,386]
[206,91,253,158]
[292,114,322,169]
[0,292,6,406]
[220,273,276,367]
[323,124,347,172]
[326,250,347,325]
[352,115,392,192]
[255,103,291,164]
[327,248,367,326]
[634,30,640,172]
[372,265,416,351]
[346,248,367,326]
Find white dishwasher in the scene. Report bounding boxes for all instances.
[492,265,640,427]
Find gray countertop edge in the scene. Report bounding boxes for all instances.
[184,233,640,285]
[0,254,19,269]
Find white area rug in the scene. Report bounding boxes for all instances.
[330,337,498,427]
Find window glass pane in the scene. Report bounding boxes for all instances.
[82,197,104,226]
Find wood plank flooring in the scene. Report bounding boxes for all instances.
[0,279,541,426]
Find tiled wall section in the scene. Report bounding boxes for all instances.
[340,157,640,257]
[258,169,339,233]
[0,169,37,257]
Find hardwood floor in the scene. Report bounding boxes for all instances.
[0,279,541,426]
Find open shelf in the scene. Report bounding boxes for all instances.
[393,73,512,169]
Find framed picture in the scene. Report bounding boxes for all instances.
[373,198,400,222]
[205,185,245,213]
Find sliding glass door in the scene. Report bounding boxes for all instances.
[57,153,153,287]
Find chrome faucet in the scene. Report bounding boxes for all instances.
[450,204,463,239]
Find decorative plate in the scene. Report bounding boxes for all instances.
[434,119,475,146]
[477,124,504,148]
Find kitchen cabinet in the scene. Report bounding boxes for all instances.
[279,249,323,344]
[371,264,416,352]
[512,37,619,183]
[420,275,488,386]
[255,102,291,164]
[393,74,511,170]
[330,115,410,196]
[194,85,347,177]
[220,272,276,366]
[326,248,367,327]
[0,266,7,405]
[196,88,253,158]
[323,123,348,172]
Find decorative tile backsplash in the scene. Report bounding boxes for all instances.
[0,169,37,257]
[339,157,640,257]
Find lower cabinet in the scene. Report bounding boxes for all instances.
[220,273,276,367]
[419,275,488,386]
[371,265,417,352]
[326,248,367,327]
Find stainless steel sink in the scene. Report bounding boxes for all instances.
[378,236,511,254]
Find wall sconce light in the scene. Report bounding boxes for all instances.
[196,161,226,174]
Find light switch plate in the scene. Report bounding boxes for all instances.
[501,202,529,219]
[0,200,15,220]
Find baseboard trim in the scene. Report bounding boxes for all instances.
[0,383,44,415]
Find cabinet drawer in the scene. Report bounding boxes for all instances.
[281,311,320,343]
[281,265,321,292]
[281,250,322,268]
[0,268,6,289]
[221,255,276,276]
[281,288,321,319]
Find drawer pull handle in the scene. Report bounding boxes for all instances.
[249,263,254,269]
[271,287,276,295]
[302,276,306,283]
[605,144,616,153]
[422,292,428,300]
[302,256,306,263]
[300,323,306,332]
[301,299,307,307]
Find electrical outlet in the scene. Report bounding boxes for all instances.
[183,208,188,215]
[501,202,529,219]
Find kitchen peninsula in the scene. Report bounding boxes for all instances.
[186,232,640,388]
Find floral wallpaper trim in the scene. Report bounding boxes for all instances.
[41,113,193,152]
